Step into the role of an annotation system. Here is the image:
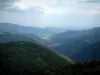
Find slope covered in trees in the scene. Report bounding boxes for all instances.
[72,41,100,61]
[0,41,73,75]
[50,27,100,57]
[45,60,100,75]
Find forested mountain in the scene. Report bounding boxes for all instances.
[72,41,100,62]
[0,25,73,75]
[50,27,100,57]
[0,41,73,75]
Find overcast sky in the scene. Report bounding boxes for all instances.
[0,0,100,29]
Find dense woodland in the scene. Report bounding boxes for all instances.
[0,41,72,75]
[45,60,100,75]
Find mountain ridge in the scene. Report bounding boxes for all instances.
[0,22,65,37]
[50,27,100,59]
[0,41,73,75]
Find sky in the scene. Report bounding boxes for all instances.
[0,0,100,29]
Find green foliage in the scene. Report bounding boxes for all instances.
[45,60,100,75]
[0,41,72,75]
[58,53,74,64]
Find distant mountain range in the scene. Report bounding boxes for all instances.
[50,27,100,43]
[0,32,50,46]
[44,27,66,33]
[0,23,65,37]
[50,27,100,61]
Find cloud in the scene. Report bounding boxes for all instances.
[4,7,25,12]
[0,0,44,14]
[4,7,44,16]
[15,0,57,8]
[0,0,19,9]
[0,0,57,13]
[80,0,100,3]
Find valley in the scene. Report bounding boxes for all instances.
[0,23,100,75]
[1,0,100,74]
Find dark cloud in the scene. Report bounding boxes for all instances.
[5,6,44,14]
[0,0,44,14]
[0,0,19,9]
[5,7,25,12]
[80,0,100,3]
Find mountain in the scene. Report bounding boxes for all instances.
[0,23,63,37]
[72,41,100,62]
[44,27,66,33]
[0,32,49,46]
[0,41,73,75]
[50,27,100,57]
[50,27,100,43]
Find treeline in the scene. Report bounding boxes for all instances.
[45,60,100,75]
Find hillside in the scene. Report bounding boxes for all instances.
[45,60,100,75]
[72,41,100,62]
[50,27,100,57]
[0,41,73,75]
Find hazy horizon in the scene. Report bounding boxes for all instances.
[0,0,100,30]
